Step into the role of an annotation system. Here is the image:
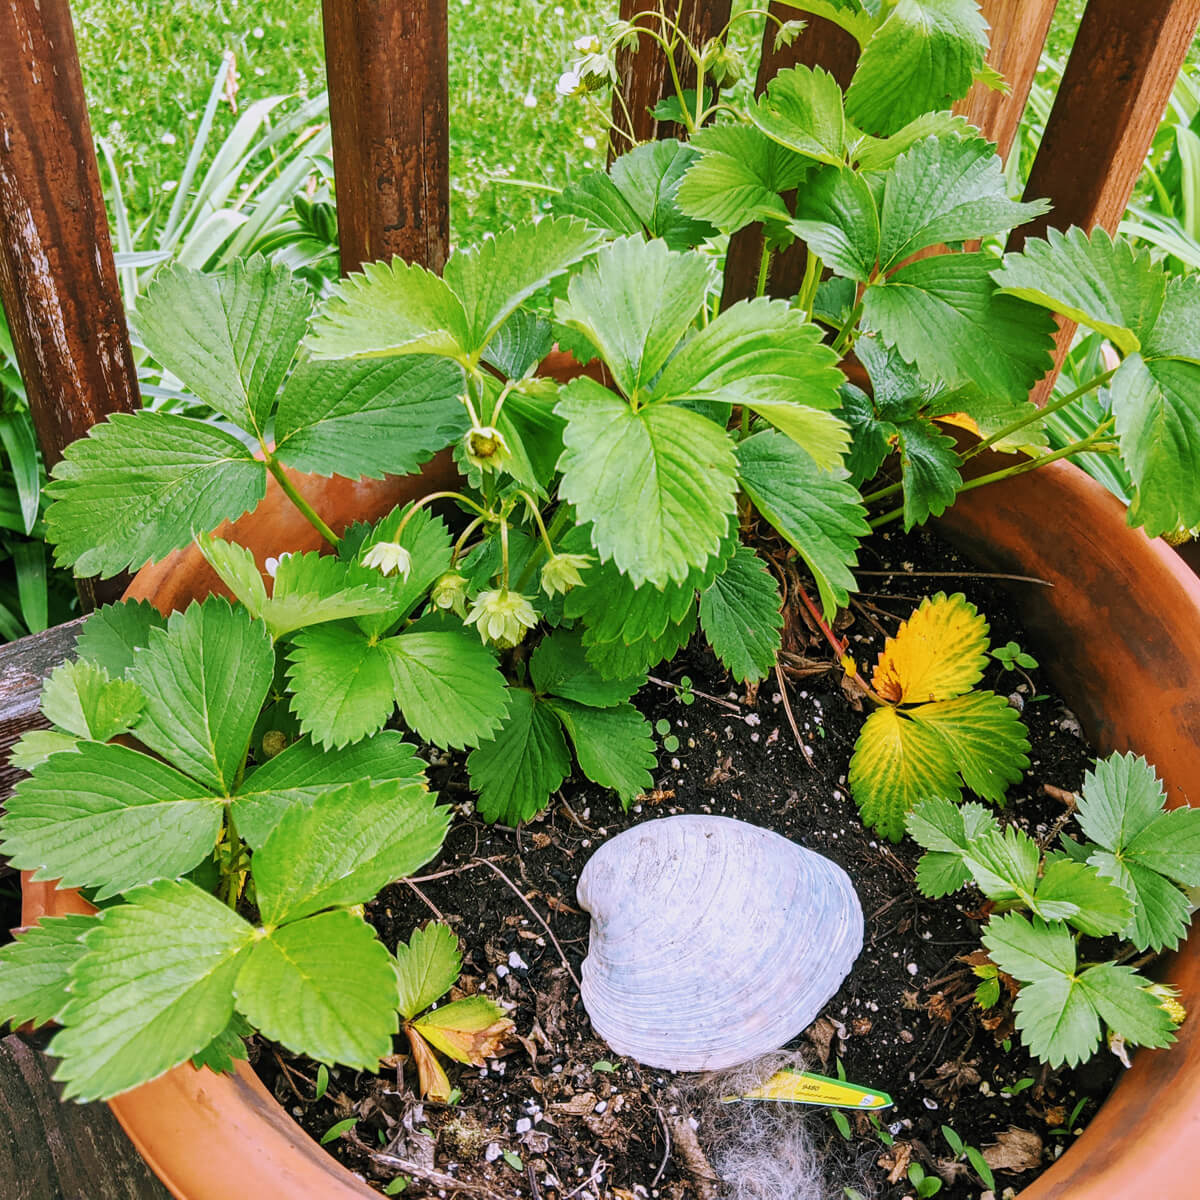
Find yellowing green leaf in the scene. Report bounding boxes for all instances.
[848,706,960,841]
[871,592,988,703]
[413,995,514,1065]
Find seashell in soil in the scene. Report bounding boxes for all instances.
[576,814,863,1072]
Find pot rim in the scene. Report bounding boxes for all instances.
[20,455,1200,1199]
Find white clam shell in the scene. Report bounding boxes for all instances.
[576,814,863,1072]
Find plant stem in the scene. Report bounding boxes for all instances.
[265,455,340,548]
[794,577,884,704]
[830,295,864,357]
[962,368,1116,461]
[500,518,511,590]
[756,241,773,298]
[797,251,823,321]
[868,428,1117,529]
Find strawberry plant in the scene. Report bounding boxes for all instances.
[3,0,1199,1104]
[906,753,1198,1067]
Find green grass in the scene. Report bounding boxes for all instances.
[74,0,617,245]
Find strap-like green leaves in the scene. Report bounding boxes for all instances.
[134,255,313,435]
[45,412,267,578]
[131,598,275,794]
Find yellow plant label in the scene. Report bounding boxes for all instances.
[721,1067,893,1110]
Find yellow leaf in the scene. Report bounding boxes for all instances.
[871,592,988,703]
[848,706,960,841]
[406,1027,452,1102]
[413,995,515,1066]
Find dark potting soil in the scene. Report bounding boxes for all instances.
[255,522,1125,1200]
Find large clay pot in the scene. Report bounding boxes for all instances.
[20,452,1200,1198]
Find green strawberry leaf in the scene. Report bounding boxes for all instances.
[982,911,1075,985]
[846,0,988,136]
[907,797,999,898]
[736,428,868,618]
[790,165,880,282]
[553,237,714,397]
[467,688,571,825]
[45,412,267,579]
[555,172,644,240]
[0,914,96,1029]
[52,880,254,1101]
[1075,963,1175,1050]
[863,253,1057,403]
[74,600,166,679]
[443,217,600,353]
[583,602,698,680]
[878,136,1048,269]
[1110,353,1200,537]
[895,417,962,529]
[907,691,1029,802]
[546,698,656,804]
[194,533,268,616]
[383,631,511,750]
[1010,973,1100,1069]
[606,139,718,249]
[530,629,643,706]
[849,706,961,842]
[676,124,808,232]
[40,659,143,742]
[286,623,396,750]
[557,377,738,587]
[234,909,397,1069]
[131,598,274,793]
[483,308,555,380]
[394,923,461,1021]
[134,255,313,434]
[992,226,1167,356]
[0,741,224,899]
[253,780,449,926]
[853,112,976,173]
[9,730,80,772]
[263,551,396,640]
[747,65,846,165]
[274,356,466,479]
[698,544,783,684]
[307,257,471,362]
[1034,855,1132,937]
[190,1013,252,1074]
[233,731,426,849]
[1089,851,1192,953]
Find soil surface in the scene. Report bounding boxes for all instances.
[258,522,1126,1200]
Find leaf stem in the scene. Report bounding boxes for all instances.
[830,295,865,357]
[794,577,884,704]
[868,427,1117,529]
[962,368,1116,461]
[265,455,341,548]
[500,518,511,590]
[756,241,773,298]
[797,251,824,321]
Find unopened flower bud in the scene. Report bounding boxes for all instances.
[541,552,592,597]
[466,588,538,649]
[361,540,412,579]
[573,33,603,54]
[432,571,470,618]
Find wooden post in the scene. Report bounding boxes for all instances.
[321,0,450,274]
[958,0,1059,162]
[1014,0,1200,402]
[609,0,733,157]
[0,0,140,609]
[723,11,860,304]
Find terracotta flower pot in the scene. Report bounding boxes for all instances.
[20,450,1200,1198]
